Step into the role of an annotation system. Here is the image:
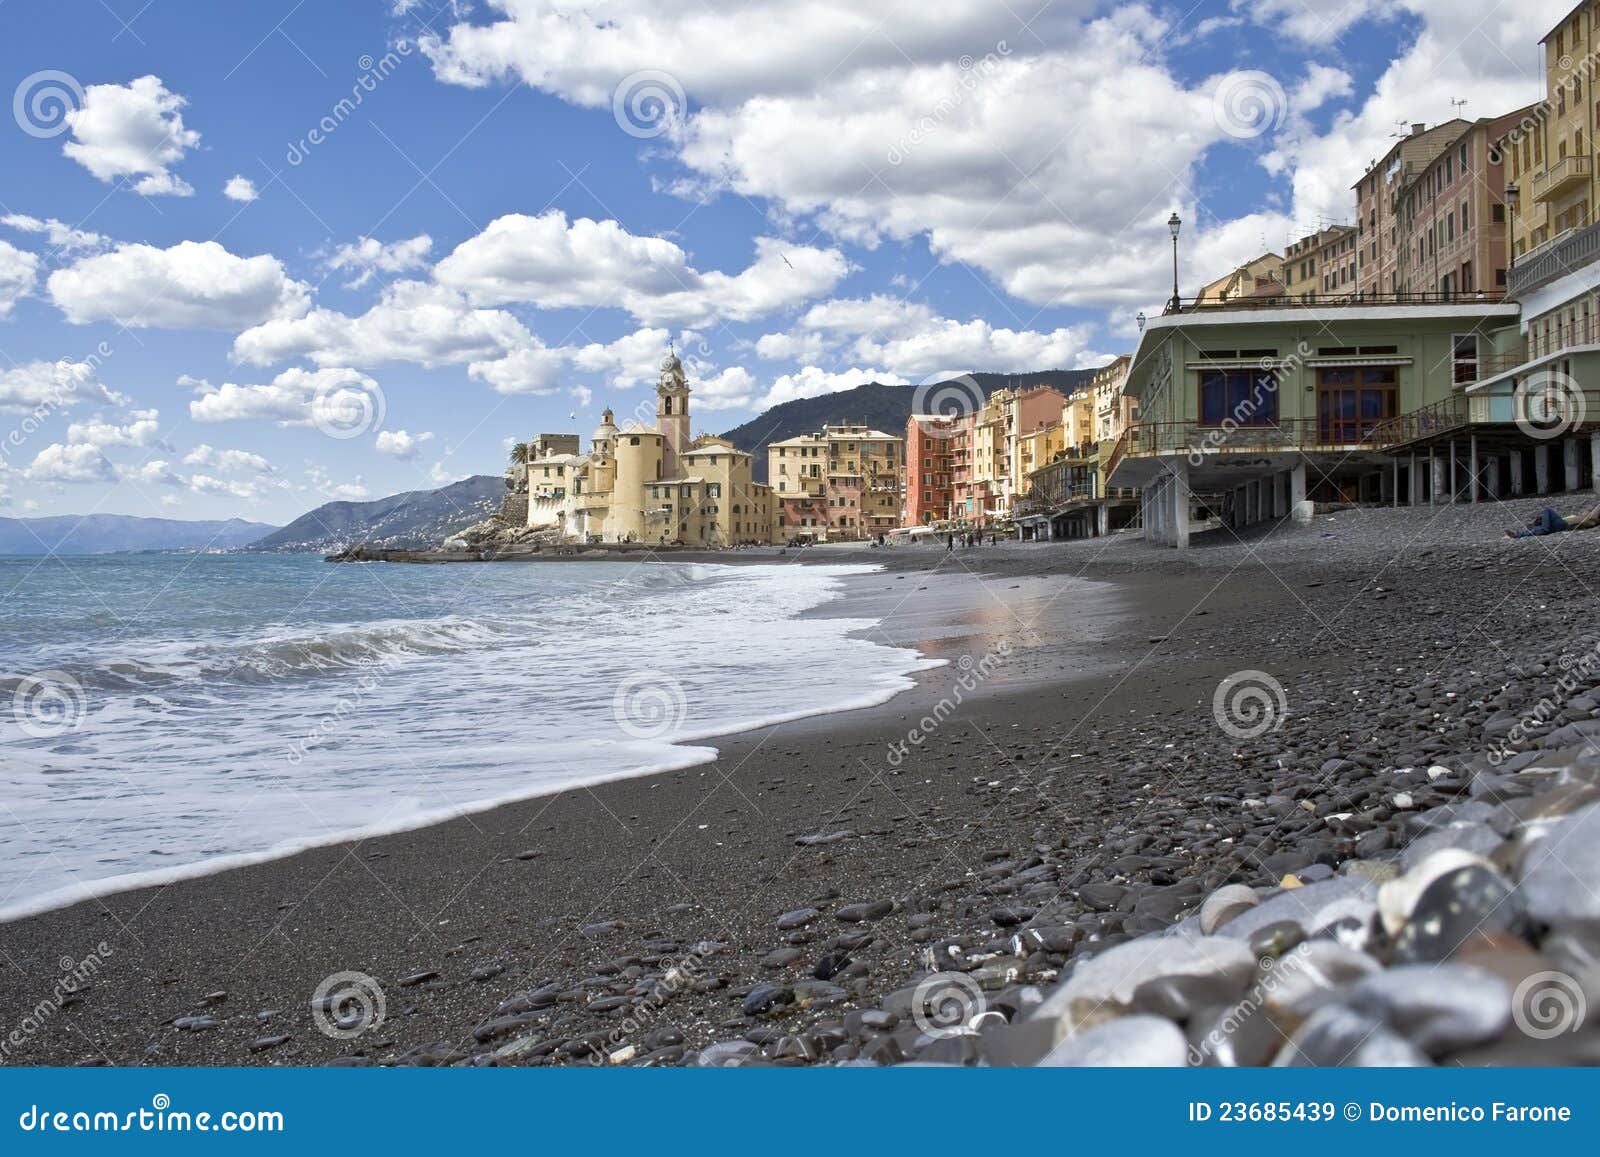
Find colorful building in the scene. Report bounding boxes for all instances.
[903,414,959,525]
[768,423,904,540]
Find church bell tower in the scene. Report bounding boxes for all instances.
[656,351,691,477]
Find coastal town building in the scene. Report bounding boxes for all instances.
[1107,297,1521,547]
[903,414,959,525]
[767,423,904,540]
[1396,108,1529,296]
[1012,359,1140,542]
[949,384,1067,525]
[1196,253,1285,304]
[1507,5,1599,263]
[1355,120,1470,296]
[523,353,781,546]
[1283,225,1359,301]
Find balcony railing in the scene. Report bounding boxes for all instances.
[1163,288,1507,315]
[1508,218,1600,296]
[1367,394,1469,447]
[1124,419,1377,457]
[1533,155,1593,204]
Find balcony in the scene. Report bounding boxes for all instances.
[1122,419,1376,458]
[1162,288,1505,316]
[1533,155,1592,204]
[1508,218,1600,296]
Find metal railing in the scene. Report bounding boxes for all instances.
[1508,218,1600,296]
[1366,394,1469,447]
[1123,419,1376,456]
[1163,288,1508,316]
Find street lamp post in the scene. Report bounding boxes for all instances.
[1168,212,1182,313]
[1504,182,1520,275]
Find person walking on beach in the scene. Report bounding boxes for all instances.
[946,533,954,551]
[1505,502,1600,539]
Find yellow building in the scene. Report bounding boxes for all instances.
[767,423,903,539]
[525,353,780,546]
[1506,3,1599,264]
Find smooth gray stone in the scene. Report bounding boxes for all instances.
[1519,803,1600,929]
[1392,865,1522,964]
[1215,877,1378,943]
[1261,941,1381,1021]
[1273,1004,1432,1067]
[1401,822,1505,868]
[1200,885,1260,934]
[1342,964,1511,1056]
[1037,1015,1189,1067]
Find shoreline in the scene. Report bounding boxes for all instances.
[5,502,1600,1065]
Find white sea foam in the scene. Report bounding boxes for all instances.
[0,558,937,922]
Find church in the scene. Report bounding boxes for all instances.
[522,352,782,546]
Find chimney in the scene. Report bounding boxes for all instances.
[1411,123,1426,136]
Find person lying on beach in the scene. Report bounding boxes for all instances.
[1505,503,1600,539]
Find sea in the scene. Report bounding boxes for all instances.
[0,554,937,922]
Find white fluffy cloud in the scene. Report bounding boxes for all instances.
[305,464,369,501]
[374,428,433,459]
[327,235,434,287]
[66,408,164,449]
[49,240,310,329]
[23,442,117,483]
[63,76,199,196]
[0,359,125,412]
[0,240,39,317]
[232,279,525,367]
[434,211,848,325]
[184,443,276,474]
[423,4,1266,309]
[188,366,380,427]
[759,364,905,408]
[223,175,259,202]
[757,295,1098,377]
[1,214,110,255]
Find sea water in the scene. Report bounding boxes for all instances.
[0,554,936,920]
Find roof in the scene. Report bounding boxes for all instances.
[682,443,748,457]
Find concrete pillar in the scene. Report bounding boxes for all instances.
[1431,456,1448,505]
[1449,439,1459,503]
[1469,436,1479,504]
[1565,438,1582,492]
[1591,432,1600,492]
[1511,451,1525,497]
[1535,444,1551,495]
[1409,454,1419,507]
[1096,503,1109,537]
[1173,461,1191,550]
[1290,462,1310,525]
[1392,458,1399,507]
[1485,456,1501,500]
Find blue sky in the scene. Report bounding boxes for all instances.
[0,0,1562,523]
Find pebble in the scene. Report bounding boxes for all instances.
[1519,803,1600,929]
[1341,964,1511,1056]
[1199,885,1259,934]
[835,900,894,923]
[1037,1016,1189,1066]
[1273,1004,1432,1066]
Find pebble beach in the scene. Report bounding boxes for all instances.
[4,498,1600,1068]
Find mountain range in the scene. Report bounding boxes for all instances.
[0,515,278,556]
[247,474,504,553]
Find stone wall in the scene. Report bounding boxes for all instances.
[499,492,529,525]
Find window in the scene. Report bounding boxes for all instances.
[1199,369,1278,426]
[1452,334,1479,384]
